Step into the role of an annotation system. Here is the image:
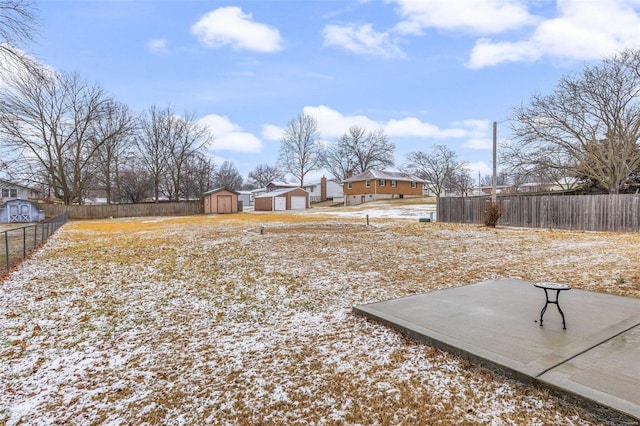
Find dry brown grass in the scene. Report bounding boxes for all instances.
[1,210,638,425]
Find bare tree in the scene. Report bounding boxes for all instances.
[91,100,136,203]
[135,105,174,202]
[446,168,474,197]
[165,112,213,201]
[278,113,322,187]
[324,126,394,179]
[404,145,466,197]
[322,139,356,181]
[247,163,284,188]
[0,1,39,74]
[0,68,114,204]
[213,161,243,190]
[480,171,510,187]
[182,152,215,200]
[506,49,640,194]
[118,155,151,203]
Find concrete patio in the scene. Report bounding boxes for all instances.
[353,278,640,424]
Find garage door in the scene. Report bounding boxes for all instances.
[274,197,286,211]
[290,196,306,210]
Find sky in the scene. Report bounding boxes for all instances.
[24,0,640,184]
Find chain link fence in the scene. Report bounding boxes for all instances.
[1,212,68,277]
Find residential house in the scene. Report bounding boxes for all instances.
[266,181,298,192]
[342,170,424,206]
[302,176,343,203]
[0,179,42,205]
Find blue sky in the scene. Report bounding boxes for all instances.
[29,0,640,183]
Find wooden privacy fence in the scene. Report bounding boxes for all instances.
[37,201,203,220]
[437,194,640,232]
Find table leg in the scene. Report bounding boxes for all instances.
[555,289,567,329]
[539,288,549,326]
[539,288,567,329]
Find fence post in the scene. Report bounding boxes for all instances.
[23,227,26,259]
[4,230,9,272]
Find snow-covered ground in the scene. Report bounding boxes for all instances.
[308,203,437,221]
[1,211,638,425]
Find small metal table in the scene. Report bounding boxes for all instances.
[533,282,571,329]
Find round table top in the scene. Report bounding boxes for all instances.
[534,282,571,290]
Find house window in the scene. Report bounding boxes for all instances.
[379,179,385,187]
[365,180,371,188]
[391,180,397,187]
[1,189,8,197]
[411,181,417,188]
[347,182,352,189]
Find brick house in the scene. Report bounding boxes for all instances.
[342,170,424,206]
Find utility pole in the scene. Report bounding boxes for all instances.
[492,121,497,204]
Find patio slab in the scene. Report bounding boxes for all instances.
[353,278,640,423]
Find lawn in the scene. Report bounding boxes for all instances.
[1,206,638,425]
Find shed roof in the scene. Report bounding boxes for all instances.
[203,187,240,196]
[343,170,423,183]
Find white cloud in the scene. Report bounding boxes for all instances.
[191,6,283,53]
[467,161,493,178]
[468,39,540,68]
[264,105,490,144]
[303,105,380,138]
[323,23,405,59]
[146,38,168,53]
[384,117,468,138]
[199,114,263,153]
[391,0,536,35]
[468,0,640,68]
[457,119,493,149]
[261,124,283,141]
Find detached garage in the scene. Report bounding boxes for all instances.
[203,188,239,214]
[254,187,309,212]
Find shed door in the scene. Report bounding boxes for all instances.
[290,196,306,210]
[217,195,232,214]
[274,197,286,211]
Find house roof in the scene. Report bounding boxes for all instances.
[303,177,341,188]
[254,187,309,198]
[267,181,298,188]
[342,170,424,183]
[203,187,240,196]
[250,187,267,194]
[0,179,39,191]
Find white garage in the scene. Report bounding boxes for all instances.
[254,187,310,211]
[274,197,286,211]
[290,196,307,210]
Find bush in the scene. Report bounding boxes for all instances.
[484,201,503,228]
